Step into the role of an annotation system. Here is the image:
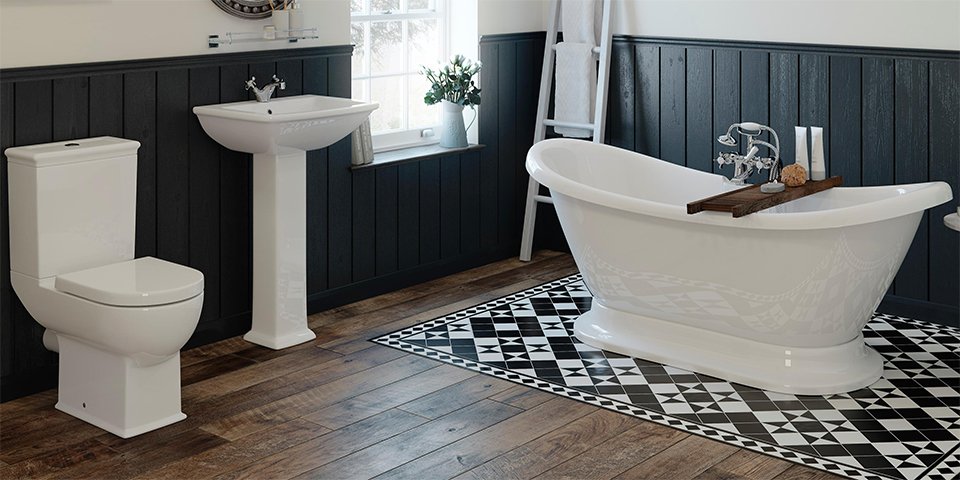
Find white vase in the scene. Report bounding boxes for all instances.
[439,100,468,148]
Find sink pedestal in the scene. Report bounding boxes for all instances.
[245,147,317,349]
[192,94,379,349]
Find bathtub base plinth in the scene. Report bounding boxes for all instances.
[573,304,883,395]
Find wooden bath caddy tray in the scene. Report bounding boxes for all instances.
[687,176,843,218]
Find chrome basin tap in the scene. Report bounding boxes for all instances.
[245,75,286,103]
[715,122,781,185]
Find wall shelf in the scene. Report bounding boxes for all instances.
[208,27,319,48]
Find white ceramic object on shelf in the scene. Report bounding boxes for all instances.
[527,138,953,395]
[194,95,377,349]
[271,9,289,38]
[5,137,204,438]
[439,100,468,148]
[289,3,304,35]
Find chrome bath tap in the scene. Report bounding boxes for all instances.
[715,122,781,185]
[245,75,286,103]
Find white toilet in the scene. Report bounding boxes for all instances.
[5,137,204,438]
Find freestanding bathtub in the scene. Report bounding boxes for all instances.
[527,138,952,395]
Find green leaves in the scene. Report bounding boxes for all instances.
[420,55,482,107]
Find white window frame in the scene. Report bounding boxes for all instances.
[351,0,450,152]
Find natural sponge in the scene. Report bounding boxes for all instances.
[781,163,807,187]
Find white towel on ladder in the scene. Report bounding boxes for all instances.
[560,0,600,44]
[554,42,596,138]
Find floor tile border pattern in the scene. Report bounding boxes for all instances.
[373,274,960,480]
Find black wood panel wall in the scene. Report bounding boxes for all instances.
[478,33,568,253]
[0,45,534,401]
[484,33,958,325]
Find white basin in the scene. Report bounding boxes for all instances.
[193,95,378,154]
[192,94,377,350]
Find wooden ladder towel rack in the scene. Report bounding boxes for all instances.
[519,0,613,261]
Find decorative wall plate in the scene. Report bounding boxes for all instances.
[211,0,287,20]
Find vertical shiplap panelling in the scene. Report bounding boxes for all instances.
[659,46,685,165]
[769,52,799,167]
[497,42,518,247]
[303,57,329,294]
[352,168,377,282]
[740,51,769,123]
[740,50,769,183]
[798,54,829,168]
[52,77,89,140]
[326,54,354,288]
[156,69,191,266]
[13,79,53,163]
[397,163,420,270]
[514,39,539,227]
[635,45,660,158]
[829,56,862,184]
[459,152,482,255]
[440,156,461,260]
[12,79,57,375]
[123,71,158,258]
[607,42,635,149]
[89,75,123,137]
[218,62,253,322]
[478,42,500,250]
[419,157,441,264]
[929,61,960,308]
[685,48,713,172]
[374,166,399,276]
[713,49,740,173]
[861,58,895,186]
[894,59,930,300]
[188,66,223,326]
[277,59,304,96]
[0,83,13,378]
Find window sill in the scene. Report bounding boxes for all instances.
[350,143,485,171]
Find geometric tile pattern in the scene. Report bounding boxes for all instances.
[373,275,960,480]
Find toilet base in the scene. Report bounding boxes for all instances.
[55,335,187,438]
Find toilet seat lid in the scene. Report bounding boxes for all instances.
[56,257,204,307]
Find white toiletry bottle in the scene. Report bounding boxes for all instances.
[289,0,304,37]
[810,126,825,181]
[794,126,810,179]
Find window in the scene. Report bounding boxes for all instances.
[351,0,448,151]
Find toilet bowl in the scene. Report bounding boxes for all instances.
[5,137,204,438]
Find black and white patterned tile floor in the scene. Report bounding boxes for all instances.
[373,274,960,480]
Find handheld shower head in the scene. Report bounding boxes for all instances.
[717,134,737,146]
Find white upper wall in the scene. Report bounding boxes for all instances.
[3,0,954,70]
[477,0,959,51]
[616,0,959,51]
[478,0,548,35]
[0,0,351,69]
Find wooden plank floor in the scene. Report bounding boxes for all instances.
[0,251,841,480]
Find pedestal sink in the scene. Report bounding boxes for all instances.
[193,95,378,349]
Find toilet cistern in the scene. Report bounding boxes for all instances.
[245,75,285,102]
[715,122,782,185]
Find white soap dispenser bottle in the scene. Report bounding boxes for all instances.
[289,0,304,37]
